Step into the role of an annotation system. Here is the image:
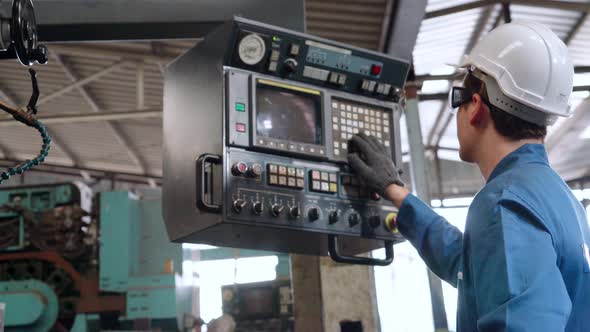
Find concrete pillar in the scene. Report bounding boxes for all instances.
[291,255,380,332]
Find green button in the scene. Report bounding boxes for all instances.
[235,102,246,112]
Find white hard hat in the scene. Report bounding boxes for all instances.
[452,21,574,125]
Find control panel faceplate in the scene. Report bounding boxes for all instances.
[228,20,409,102]
[224,149,404,241]
[225,68,403,167]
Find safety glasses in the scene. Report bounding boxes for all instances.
[450,86,473,109]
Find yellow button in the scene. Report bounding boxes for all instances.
[385,212,399,233]
[329,183,338,193]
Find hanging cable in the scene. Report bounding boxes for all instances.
[0,69,50,184]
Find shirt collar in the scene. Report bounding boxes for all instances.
[487,144,549,183]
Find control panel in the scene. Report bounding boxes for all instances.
[163,17,410,265]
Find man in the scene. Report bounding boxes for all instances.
[348,21,590,331]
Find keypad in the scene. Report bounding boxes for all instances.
[331,99,392,158]
[268,163,304,189]
[309,170,338,194]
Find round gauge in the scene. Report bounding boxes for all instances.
[238,33,266,65]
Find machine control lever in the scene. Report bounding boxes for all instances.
[289,206,301,219]
[368,215,381,229]
[308,207,319,222]
[348,213,360,227]
[252,201,264,215]
[271,204,284,217]
[329,210,340,224]
[232,199,247,213]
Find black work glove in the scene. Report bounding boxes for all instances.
[347,132,404,196]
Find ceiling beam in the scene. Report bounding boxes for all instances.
[52,54,150,174]
[501,2,512,23]
[465,4,495,54]
[32,0,305,41]
[0,109,162,127]
[48,44,177,66]
[415,66,590,84]
[137,62,145,110]
[509,0,590,12]
[564,12,588,45]
[0,159,162,186]
[38,60,131,106]
[424,0,590,20]
[425,0,497,19]
[378,0,396,53]
[383,0,428,61]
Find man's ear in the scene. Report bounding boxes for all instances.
[469,93,489,127]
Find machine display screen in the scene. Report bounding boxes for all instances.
[239,287,274,316]
[255,80,322,145]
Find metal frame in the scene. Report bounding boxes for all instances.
[32,0,306,41]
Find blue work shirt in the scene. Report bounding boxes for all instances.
[397,144,590,331]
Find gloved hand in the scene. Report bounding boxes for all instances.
[347,132,404,196]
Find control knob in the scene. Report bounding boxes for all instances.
[348,212,360,227]
[232,199,247,213]
[247,163,263,178]
[368,215,382,229]
[252,201,264,215]
[329,210,340,224]
[308,207,319,222]
[283,58,298,73]
[289,206,301,219]
[271,204,284,217]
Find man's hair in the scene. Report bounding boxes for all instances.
[463,73,547,140]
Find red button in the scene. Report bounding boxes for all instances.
[371,64,382,76]
[236,123,246,132]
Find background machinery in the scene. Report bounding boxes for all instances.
[0,183,193,331]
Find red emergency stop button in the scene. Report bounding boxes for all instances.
[371,64,382,76]
[232,162,248,176]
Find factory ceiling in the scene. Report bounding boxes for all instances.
[0,0,588,187]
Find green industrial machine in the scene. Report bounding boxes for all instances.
[0,183,194,331]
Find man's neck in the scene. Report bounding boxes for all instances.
[476,136,543,180]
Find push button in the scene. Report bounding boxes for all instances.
[371,64,382,76]
[235,123,246,132]
[235,102,246,112]
[329,72,339,84]
[290,44,300,56]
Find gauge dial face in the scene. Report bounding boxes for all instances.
[238,33,266,65]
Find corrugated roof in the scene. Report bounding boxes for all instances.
[305,0,388,50]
